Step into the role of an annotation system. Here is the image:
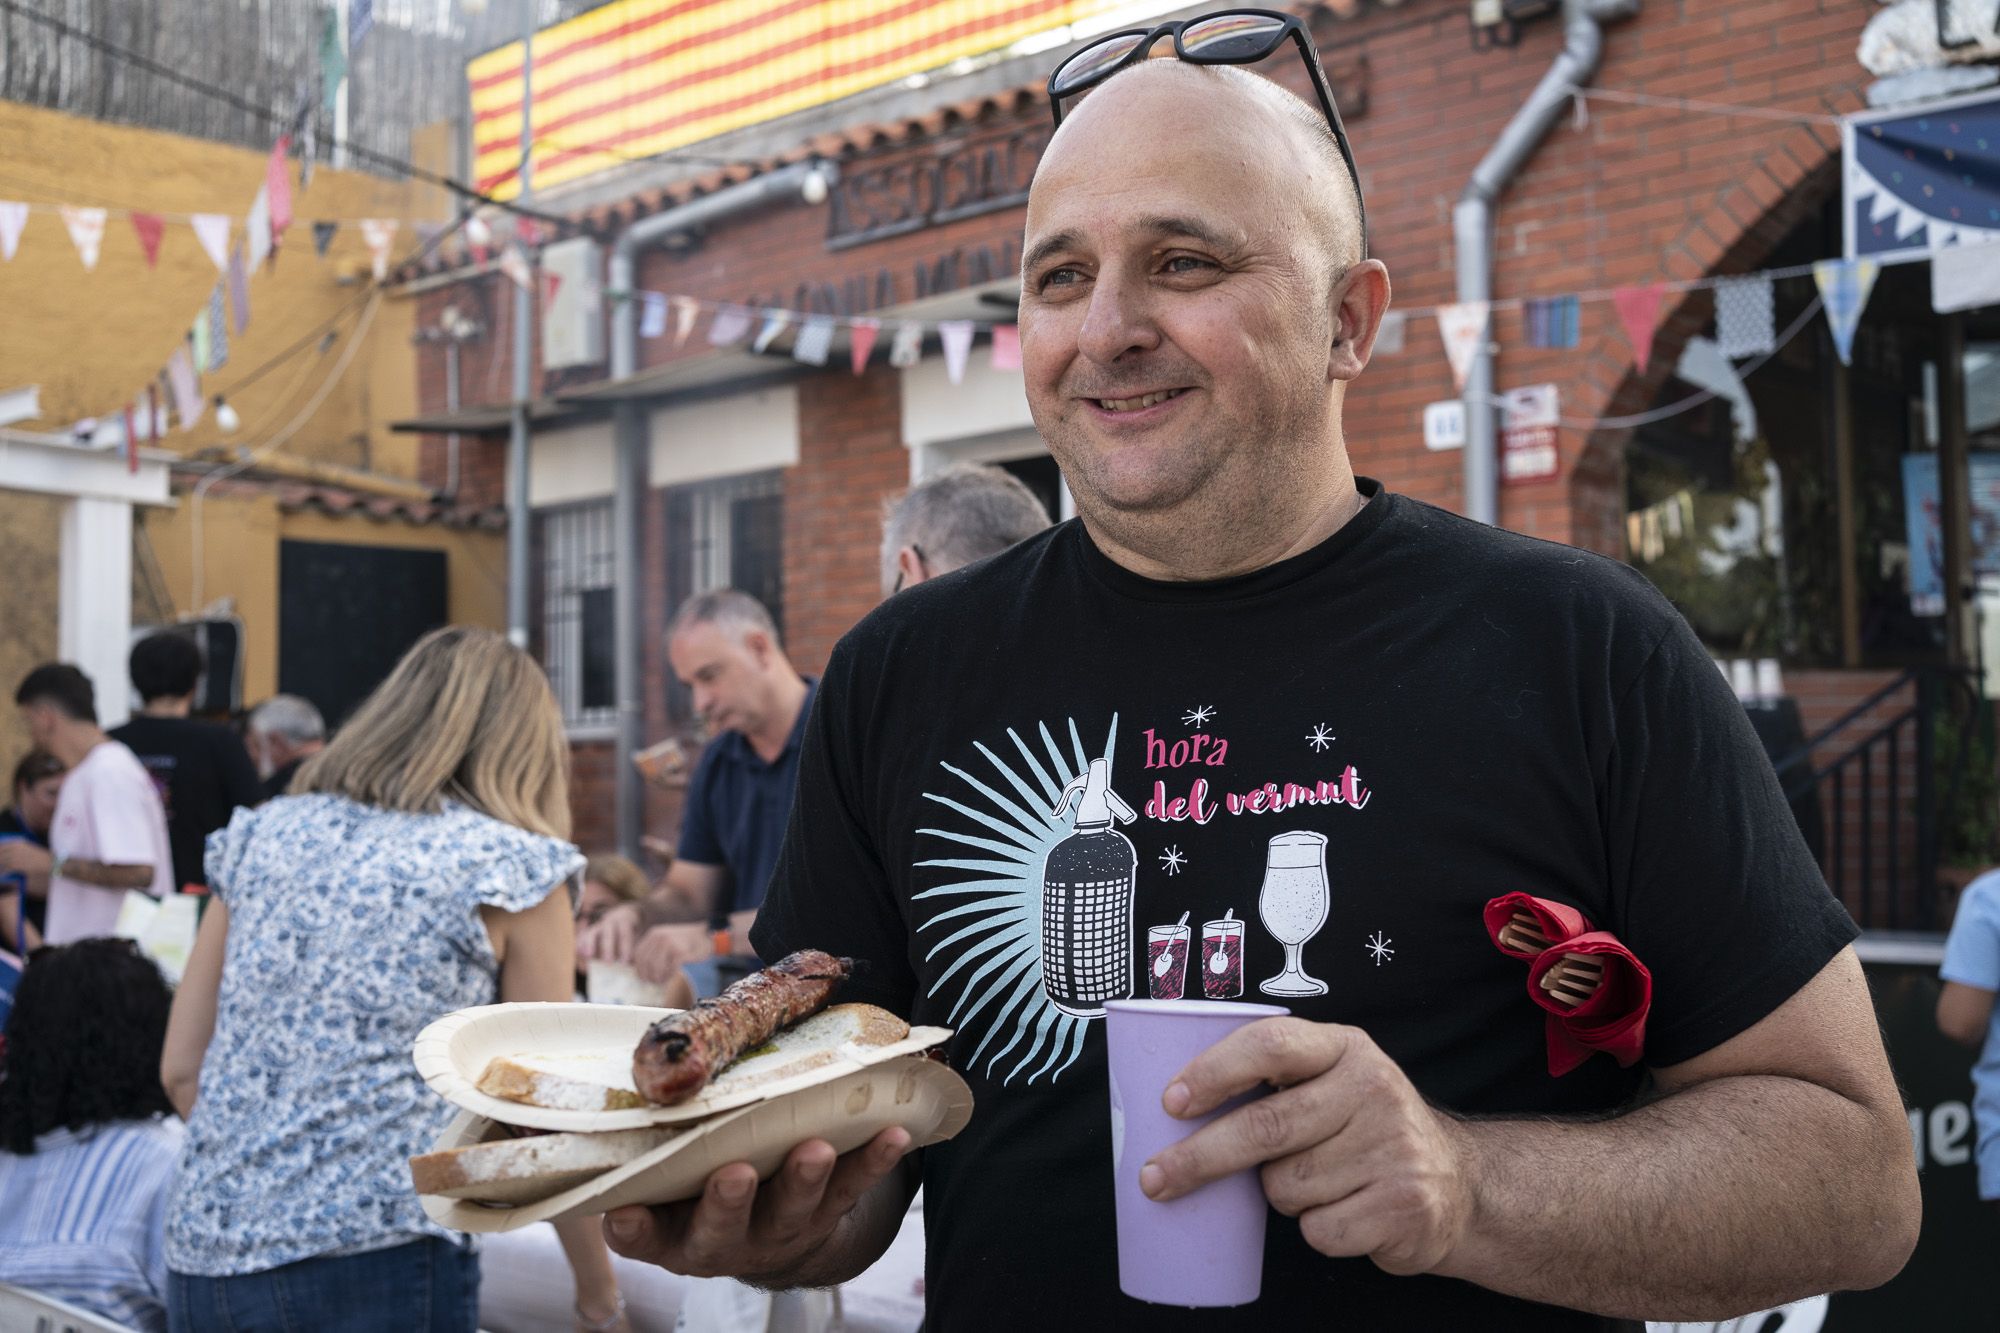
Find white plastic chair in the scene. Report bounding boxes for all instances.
[0,1283,139,1333]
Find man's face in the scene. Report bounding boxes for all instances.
[249,730,300,780]
[16,774,61,834]
[1019,63,1346,522]
[668,622,767,737]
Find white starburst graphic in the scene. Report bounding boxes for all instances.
[1158,846,1187,876]
[1182,704,1215,729]
[1366,931,1394,966]
[1306,723,1336,752]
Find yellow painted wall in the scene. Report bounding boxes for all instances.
[0,493,61,765]
[0,100,437,474]
[139,496,505,705]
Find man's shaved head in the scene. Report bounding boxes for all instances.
[1052,61,1364,271]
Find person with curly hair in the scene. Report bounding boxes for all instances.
[0,937,182,1333]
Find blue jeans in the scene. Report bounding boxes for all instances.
[168,1236,479,1333]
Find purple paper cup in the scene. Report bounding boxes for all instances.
[1104,998,1289,1307]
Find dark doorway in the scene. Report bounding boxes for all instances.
[278,540,448,728]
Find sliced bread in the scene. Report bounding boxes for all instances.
[475,1049,648,1112]
[703,1003,910,1097]
[410,1124,679,1204]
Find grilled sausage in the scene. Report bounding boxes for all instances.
[632,949,853,1105]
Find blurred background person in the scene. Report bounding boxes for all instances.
[111,630,263,890]
[1940,867,2000,1212]
[158,626,628,1333]
[878,462,1053,596]
[0,937,183,1333]
[0,749,64,952]
[575,853,691,1010]
[577,592,806,992]
[245,694,327,802]
[8,664,172,944]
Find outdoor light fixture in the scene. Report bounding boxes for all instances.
[214,397,241,433]
[1469,0,1558,48]
[800,162,831,206]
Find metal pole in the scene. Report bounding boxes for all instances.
[505,2,535,648]
[333,3,349,171]
[613,400,645,861]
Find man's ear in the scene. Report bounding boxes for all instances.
[1328,260,1393,382]
[741,629,773,667]
[897,545,927,590]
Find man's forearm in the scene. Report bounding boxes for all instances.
[745,1153,920,1291]
[58,858,157,890]
[1434,1075,1916,1320]
[638,893,707,928]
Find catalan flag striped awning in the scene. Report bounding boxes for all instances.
[469,0,1118,200]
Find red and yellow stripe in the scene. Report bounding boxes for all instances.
[468,0,1116,199]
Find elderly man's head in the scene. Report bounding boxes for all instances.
[880,464,1053,595]
[1019,60,1389,541]
[247,694,326,781]
[665,590,796,738]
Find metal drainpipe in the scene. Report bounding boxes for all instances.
[444,340,462,499]
[1454,0,1638,525]
[605,159,832,861]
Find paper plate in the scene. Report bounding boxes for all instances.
[418,1055,972,1233]
[413,1001,954,1131]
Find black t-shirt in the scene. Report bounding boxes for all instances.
[109,715,263,889]
[751,481,1856,1331]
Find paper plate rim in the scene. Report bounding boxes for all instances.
[413,1001,954,1131]
[417,1055,973,1232]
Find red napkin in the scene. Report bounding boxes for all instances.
[1525,932,1651,1075]
[1483,893,1653,1077]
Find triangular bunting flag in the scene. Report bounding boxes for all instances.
[498,244,533,292]
[1374,310,1407,356]
[752,309,791,353]
[166,346,203,431]
[939,321,976,384]
[888,320,924,369]
[191,214,230,272]
[465,213,493,264]
[60,206,106,271]
[207,284,230,372]
[266,135,294,248]
[312,221,339,257]
[849,317,880,374]
[229,245,251,335]
[1713,277,1774,358]
[1436,301,1489,392]
[191,313,212,375]
[1612,283,1666,372]
[792,315,835,366]
[246,187,272,270]
[707,305,753,346]
[1813,260,1879,367]
[989,324,1021,371]
[0,201,26,261]
[639,293,668,340]
[544,272,564,307]
[320,11,347,107]
[1523,297,1579,350]
[671,296,699,348]
[131,213,166,268]
[359,218,396,280]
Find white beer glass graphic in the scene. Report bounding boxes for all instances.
[1257,830,1329,997]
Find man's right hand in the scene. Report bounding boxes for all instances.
[577,902,643,965]
[603,1129,913,1284]
[632,922,713,985]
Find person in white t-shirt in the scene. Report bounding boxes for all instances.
[4,664,172,943]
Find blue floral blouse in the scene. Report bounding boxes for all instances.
[164,794,583,1276]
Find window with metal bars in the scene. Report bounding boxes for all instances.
[664,471,785,726]
[538,500,616,730]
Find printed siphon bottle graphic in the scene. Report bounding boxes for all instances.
[1041,756,1139,1018]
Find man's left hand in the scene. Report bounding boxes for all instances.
[1140,1017,1476,1277]
[0,840,52,877]
[632,922,714,985]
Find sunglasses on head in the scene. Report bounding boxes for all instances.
[1046,8,1366,257]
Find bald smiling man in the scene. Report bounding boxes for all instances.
[604,34,1919,1331]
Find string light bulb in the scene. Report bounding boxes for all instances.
[214,397,241,433]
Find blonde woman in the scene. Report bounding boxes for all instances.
[159,628,629,1333]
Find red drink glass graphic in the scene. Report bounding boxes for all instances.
[1203,914,1244,999]
[1148,922,1191,1000]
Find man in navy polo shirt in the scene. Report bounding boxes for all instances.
[579,590,813,987]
